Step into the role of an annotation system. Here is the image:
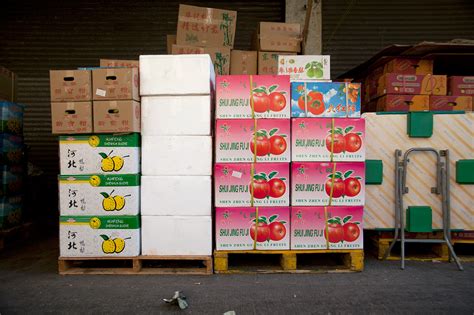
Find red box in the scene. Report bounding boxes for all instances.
[430,96,472,111]
[377,74,447,96]
[376,95,429,112]
[448,76,474,96]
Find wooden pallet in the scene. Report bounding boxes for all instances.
[58,255,213,275]
[0,222,33,251]
[213,249,364,274]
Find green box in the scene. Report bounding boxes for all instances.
[406,206,432,232]
[407,112,433,138]
[456,159,474,184]
[366,160,383,185]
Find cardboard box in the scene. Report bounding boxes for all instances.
[141,95,211,136]
[51,101,93,134]
[141,215,212,255]
[258,51,296,75]
[257,22,302,53]
[59,174,140,216]
[377,74,447,96]
[99,59,139,68]
[92,68,139,101]
[291,162,365,206]
[0,66,17,102]
[167,35,177,54]
[384,58,433,75]
[0,134,23,165]
[430,95,472,111]
[141,176,211,216]
[215,207,290,250]
[59,215,140,257]
[59,133,140,175]
[0,101,23,135]
[0,195,22,229]
[291,206,363,250]
[93,100,140,133]
[291,82,361,118]
[291,118,365,162]
[139,55,215,96]
[214,163,290,207]
[50,70,92,101]
[215,119,291,163]
[172,44,231,75]
[448,76,474,95]
[0,165,23,197]
[142,136,212,176]
[216,74,291,119]
[231,50,257,75]
[278,55,330,81]
[176,4,237,48]
[375,95,429,112]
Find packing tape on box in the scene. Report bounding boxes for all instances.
[324,206,330,249]
[249,74,260,250]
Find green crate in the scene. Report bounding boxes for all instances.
[366,160,383,185]
[456,159,474,184]
[407,112,433,138]
[406,206,432,232]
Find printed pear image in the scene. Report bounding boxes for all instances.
[99,151,129,172]
[100,191,131,211]
[113,195,126,211]
[100,235,131,254]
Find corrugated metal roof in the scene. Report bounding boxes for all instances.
[322,0,474,78]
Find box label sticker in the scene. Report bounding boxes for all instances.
[96,89,106,97]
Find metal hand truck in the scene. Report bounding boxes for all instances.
[383,148,463,271]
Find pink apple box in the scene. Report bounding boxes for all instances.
[291,206,363,250]
[216,75,291,119]
[291,162,365,206]
[216,207,290,250]
[292,118,365,162]
[215,163,290,207]
[216,119,290,163]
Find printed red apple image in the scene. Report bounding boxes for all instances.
[250,214,287,243]
[249,171,287,200]
[324,215,361,243]
[325,126,363,154]
[252,84,286,113]
[325,170,362,198]
[250,131,270,157]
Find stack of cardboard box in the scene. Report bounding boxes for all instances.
[170,4,237,76]
[0,66,24,229]
[253,22,302,75]
[139,54,214,256]
[50,64,141,257]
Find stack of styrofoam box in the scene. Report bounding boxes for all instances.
[139,55,214,256]
[213,74,292,251]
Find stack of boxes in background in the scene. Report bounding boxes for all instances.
[363,58,473,112]
[214,74,292,250]
[288,57,365,250]
[139,54,214,256]
[51,63,141,257]
[0,66,25,229]
[170,4,237,76]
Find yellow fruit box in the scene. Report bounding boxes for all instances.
[59,133,140,175]
[59,174,140,216]
[59,215,140,257]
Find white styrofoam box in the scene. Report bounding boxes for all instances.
[139,55,215,96]
[142,136,212,176]
[141,96,212,136]
[141,176,211,216]
[141,215,212,255]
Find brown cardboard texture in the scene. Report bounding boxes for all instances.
[257,22,302,53]
[0,66,17,102]
[99,59,139,68]
[258,51,296,75]
[176,4,237,48]
[92,68,139,101]
[51,101,92,134]
[50,70,92,101]
[260,22,301,38]
[231,50,257,75]
[172,44,231,75]
[167,35,177,54]
[93,100,140,133]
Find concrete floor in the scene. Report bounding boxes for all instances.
[0,236,473,314]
